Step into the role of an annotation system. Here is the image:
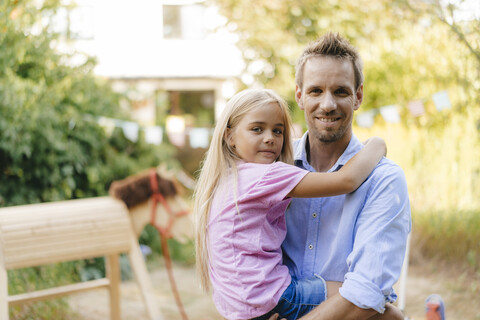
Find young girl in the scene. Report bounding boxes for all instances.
[194,89,386,320]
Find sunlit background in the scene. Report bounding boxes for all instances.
[1,0,480,319]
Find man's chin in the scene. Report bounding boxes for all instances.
[317,132,343,143]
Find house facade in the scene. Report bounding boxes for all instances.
[57,0,243,148]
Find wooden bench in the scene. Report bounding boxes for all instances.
[0,197,164,320]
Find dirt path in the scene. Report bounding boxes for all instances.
[68,261,479,320]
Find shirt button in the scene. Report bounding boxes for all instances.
[312,212,317,218]
[308,244,314,249]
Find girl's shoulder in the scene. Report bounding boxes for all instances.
[237,160,292,170]
[237,161,304,179]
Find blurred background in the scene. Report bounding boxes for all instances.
[1,0,479,319]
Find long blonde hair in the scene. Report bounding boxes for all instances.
[193,88,294,291]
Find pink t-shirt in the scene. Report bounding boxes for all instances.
[208,161,309,320]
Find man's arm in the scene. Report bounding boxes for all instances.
[298,294,376,320]
[300,164,411,319]
[268,295,404,320]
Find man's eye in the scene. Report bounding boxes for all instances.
[310,88,322,94]
[336,89,349,96]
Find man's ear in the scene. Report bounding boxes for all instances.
[354,84,363,111]
[295,85,304,110]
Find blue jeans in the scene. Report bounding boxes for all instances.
[252,275,327,320]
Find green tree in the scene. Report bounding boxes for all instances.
[210,0,479,119]
[0,0,177,207]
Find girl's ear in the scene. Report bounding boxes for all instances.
[224,127,234,147]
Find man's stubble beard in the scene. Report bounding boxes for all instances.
[311,124,349,144]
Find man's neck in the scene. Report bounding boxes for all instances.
[307,133,351,173]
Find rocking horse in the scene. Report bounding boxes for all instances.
[109,166,193,320]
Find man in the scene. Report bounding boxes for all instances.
[282,32,411,319]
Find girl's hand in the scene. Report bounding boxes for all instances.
[266,314,286,320]
[363,136,387,157]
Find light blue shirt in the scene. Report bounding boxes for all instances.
[282,133,411,313]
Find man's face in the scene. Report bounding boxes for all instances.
[295,56,363,144]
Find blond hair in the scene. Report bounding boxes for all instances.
[295,31,364,91]
[193,88,294,291]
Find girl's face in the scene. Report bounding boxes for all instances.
[228,102,285,164]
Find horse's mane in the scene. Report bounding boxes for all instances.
[109,169,179,208]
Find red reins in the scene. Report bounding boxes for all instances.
[149,168,189,320]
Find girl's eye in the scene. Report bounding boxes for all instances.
[273,128,283,135]
[251,127,262,133]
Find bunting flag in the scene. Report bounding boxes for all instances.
[189,128,210,148]
[144,126,163,145]
[379,105,400,123]
[432,91,451,111]
[407,100,425,117]
[356,110,376,128]
[167,131,186,147]
[121,121,139,142]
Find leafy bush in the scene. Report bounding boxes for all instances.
[1,2,180,318]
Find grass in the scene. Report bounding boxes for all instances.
[412,210,480,271]
[8,262,83,320]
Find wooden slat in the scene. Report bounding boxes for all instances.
[128,233,163,320]
[0,210,129,233]
[4,240,130,270]
[3,223,129,248]
[0,263,8,320]
[7,278,110,306]
[1,223,130,249]
[0,197,126,221]
[106,255,121,320]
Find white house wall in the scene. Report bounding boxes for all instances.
[73,0,243,79]
[67,0,242,127]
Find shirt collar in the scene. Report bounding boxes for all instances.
[294,132,363,172]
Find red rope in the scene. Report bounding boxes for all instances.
[149,169,189,320]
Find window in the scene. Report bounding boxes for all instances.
[166,90,215,127]
[163,4,206,40]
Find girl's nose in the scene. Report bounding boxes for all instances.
[264,132,274,143]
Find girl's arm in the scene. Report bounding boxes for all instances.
[287,137,386,198]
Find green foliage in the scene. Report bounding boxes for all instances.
[1,1,179,318]
[211,0,479,120]
[8,262,83,320]
[0,1,178,205]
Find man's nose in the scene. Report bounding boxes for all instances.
[320,92,337,113]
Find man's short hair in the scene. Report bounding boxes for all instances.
[295,32,364,91]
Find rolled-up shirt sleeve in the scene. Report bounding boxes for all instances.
[339,163,411,313]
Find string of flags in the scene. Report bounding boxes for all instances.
[355,90,452,127]
[89,115,213,148]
